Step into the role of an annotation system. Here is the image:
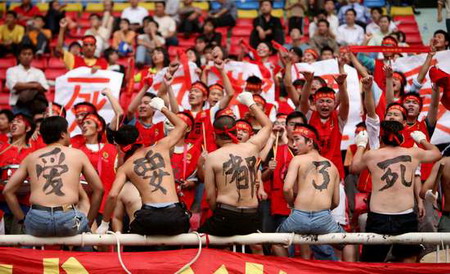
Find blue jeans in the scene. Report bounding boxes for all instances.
[135,45,152,66]
[25,207,89,237]
[277,209,344,260]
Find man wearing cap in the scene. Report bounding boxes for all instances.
[57,19,108,71]
[198,91,272,237]
[274,123,343,259]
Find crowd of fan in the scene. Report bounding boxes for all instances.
[0,0,450,264]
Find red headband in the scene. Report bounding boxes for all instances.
[392,72,405,85]
[48,104,64,117]
[236,121,253,135]
[82,36,97,45]
[355,126,366,134]
[119,135,143,153]
[209,83,224,93]
[403,95,422,107]
[292,126,318,144]
[191,82,208,96]
[214,125,239,143]
[253,95,266,107]
[277,114,287,120]
[84,114,103,131]
[216,108,236,118]
[382,38,398,47]
[73,105,96,115]
[305,48,319,59]
[387,104,407,117]
[245,82,262,92]
[381,128,402,145]
[314,92,336,101]
[14,115,31,128]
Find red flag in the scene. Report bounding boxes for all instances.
[349,46,430,54]
[126,57,135,95]
[271,40,288,53]
[429,66,450,110]
[178,49,192,90]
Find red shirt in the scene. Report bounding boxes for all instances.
[185,109,217,153]
[0,134,8,145]
[13,5,41,25]
[30,135,46,150]
[73,55,108,70]
[135,120,164,147]
[270,144,295,216]
[309,111,345,179]
[70,134,86,148]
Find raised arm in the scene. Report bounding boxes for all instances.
[384,63,394,105]
[56,19,68,56]
[215,59,235,109]
[2,157,29,221]
[349,52,370,78]
[362,76,377,118]
[81,152,105,226]
[298,70,314,114]
[283,157,300,208]
[127,82,151,121]
[283,52,300,107]
[336,56,349,121]
[411,132,442,163]
[102,88,124,131]
[426,82,440,128]
[349,131,370,174]
[418,45,436,84]
[238,92,273,150]
[151,98,187,148]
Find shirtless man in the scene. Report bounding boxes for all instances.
[3,116,104,236]
[275,124,342,260]
[351,120,441,262]
[111,182,141,233]
[198,91,272,236]
[98,97,190,236]
[421,157,450,232]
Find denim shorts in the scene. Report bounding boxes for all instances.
[277,209,344,234]
[24,207,89,237]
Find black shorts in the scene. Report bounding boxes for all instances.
[198,204,261,236]
[129,203,190,236]
[361,211,422,262]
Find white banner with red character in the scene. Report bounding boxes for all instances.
[393,50,450,145]
[291,59,362,149]
[54,67,123,136]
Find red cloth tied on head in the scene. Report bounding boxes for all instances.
[82,35,97,45]
[49,104,64,117]
[292,126,318,144]
[304,48,319,59]
[314,91,336,102]
[277,113,287,120]
[73,104,96,115]
[382,37,398,47]
[387,104,407,117]
[429,66,450,110]
[214,125,239,143]
[209,83,224,93]
[380,128,402,145]
[191,82,208,96]
[84,113,103,131]
[392,72,406,85]
[403,94,422,108]
[14,114,31,128]
[253,94,266,107]
[236,121,253,136]
[216,108,236,119]
[245,82,262,92]
[119,135,143,153]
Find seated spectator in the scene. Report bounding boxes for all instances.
[208,0,237,28]
[22,15,51,55]
[166,0,180,23]
[368,16,393,46]
[178,0,202,38]
[57,19,109,70]
[285,0,307,33]
[85,13,113,58]
[104,48,126,75]
[366,7,397,35]
[13,0,41,26]
[112,18,136,56]
[136,20,165,67]
[186,47,202,68]
[284,28,309,52]
[310,19,339,53]
[195,36,207,57]
[320,46,334,60]
[324,0,339,35]
[337,9,364,46]
[199,19,222,46]
[44,0,66,36]
[154,1,178,46]
[0,11,25,58]
[6,45,49,116]
[0,109,13,143]
[250,0,285,49]
[121,0,149,29]
[337,0,370,27]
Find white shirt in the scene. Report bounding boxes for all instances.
[366,21,397,35]
[336,24,364,45]
[6,64,49,106]
[153,15,176,38]
[121,6,149,25]
[309,15,338,37]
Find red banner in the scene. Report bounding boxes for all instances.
[349,46,430,53]
[0,247,449,273]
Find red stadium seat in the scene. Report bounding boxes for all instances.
[406,33,423,45]
[0,58,16,69]
[79,18,90,28]
[231,26,252,37]
[0,69,6,81]
[0,93,9,106]
[235,18,253,27]
[31,58,47,70]
[398,24,419,34]
[117,57,131,67]
[48,57,66,69]
[45,69,68,81]
[394,15,416,24]
[178,37,196,48]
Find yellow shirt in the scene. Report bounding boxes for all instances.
[63,50,98,70]
[0,24,25,44]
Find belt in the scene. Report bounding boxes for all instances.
[142,203,179,210]
[31,204,75,212]
[442,211,450,217]
[216,203,258,214]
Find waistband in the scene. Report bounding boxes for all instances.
[142,203,180,210]
[216,203,258,214]
[372,208,414,215]
[293,209,331,215]
[31,204,75,213]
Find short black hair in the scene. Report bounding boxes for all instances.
[0,109,14,122]
[370,7,383,15]
[380,15,391,22]
[313,76,327,87]
[104,47,118,61]
[260,0,273,7]
[114,124,141,161]
[19,44,35,56]
[120,18,130,25]
[246,75,263,85]
[155,1,166,7]
[143,92,156,99]
[89,13,101,20]
[345,8,357,16]
[40,116,68,145]
[6,11,18,18]
[290,47,303,58]
[50,102,67,118]
[69,41,81,50]
[213,115,236,141]
[434,29,450,45]
[380,120,404,147]
[386,102,407,120]
[203,18,216,29]
[317,19,330,28]
[321,46,334,55]
[355,121,366,128]
[286,111,307,124]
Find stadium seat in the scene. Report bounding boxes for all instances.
[231,26,252,37]
[406,33,423,44]
[36,3,49,12]
[140,2,155,10]
[63,3,83,12]
[238,10,258,19]
[0,93,9,107]
[0,58,16,69]
[192,2,209,10]
[398,24,419,34]
[48,57,65,69]
[390,6,414,16]
[46,88,55,102]
[8,3,20,10]
[271,9,284,18]
[178,37,196,48]
[394,15,416,24]
[31,58,47,70]
[0,3,5,13]
[45,69,68,81]
[117,57,131,67]
[168,46,185,58]
[236,18,253,27]
[363,0,385,8]
[78,18,91,28]
[236,2,259,10]
[0,69,6,82]
[85,3,104,12]
[211,2,220,10]
[273,1,285,9]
